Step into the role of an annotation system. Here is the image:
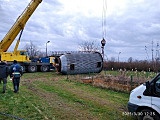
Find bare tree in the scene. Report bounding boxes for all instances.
[128,57,133,63]
[24,41,41,59]
[78,41,99,52]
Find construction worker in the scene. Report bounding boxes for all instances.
[0,61,9,93]
[10,60,23,93]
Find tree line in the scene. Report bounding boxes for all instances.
[24,41,160,72]
[103,60,160,72]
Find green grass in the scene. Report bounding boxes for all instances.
[0,72,135,120]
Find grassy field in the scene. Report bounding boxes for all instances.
[0,72,135,120]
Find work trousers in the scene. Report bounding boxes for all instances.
[13,78,20,93]
[0,78,7,92]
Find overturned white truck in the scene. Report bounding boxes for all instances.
[55,52,103,75]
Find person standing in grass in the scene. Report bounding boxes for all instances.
[9,60,23,93]
[0,61,9,93]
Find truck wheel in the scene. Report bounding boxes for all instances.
[40,65,49,72]
[21,66,26,72]
[28,65,37,72]
[138,109,160,120]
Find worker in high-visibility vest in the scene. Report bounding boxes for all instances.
[9,60,23,93]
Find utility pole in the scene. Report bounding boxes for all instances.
[118,52,121,63]
[152,40,154,62]
[156,42,159,60]
[46,41,50,57]
[155,42,160,72]
[145,46,149,61]
[151,40,155,71]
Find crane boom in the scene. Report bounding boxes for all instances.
[0,0,53,73]
[0,0,42,52]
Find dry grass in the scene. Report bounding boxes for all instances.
[68,70,157,92]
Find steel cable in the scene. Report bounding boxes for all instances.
[0,112,24,120]
[102,0,107,39]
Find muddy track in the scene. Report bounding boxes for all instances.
[21,78,98,120]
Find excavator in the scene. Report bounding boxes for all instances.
[0,0,52,72]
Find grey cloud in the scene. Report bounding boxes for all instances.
[101,0,160,60]
[1,0,160,61]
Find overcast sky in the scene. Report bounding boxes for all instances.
[0,0,160,61]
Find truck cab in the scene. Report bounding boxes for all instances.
[128,73,160,120]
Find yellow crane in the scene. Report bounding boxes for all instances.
[0,0,52,72]
[0,0,42,62]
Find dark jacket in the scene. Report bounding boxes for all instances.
[9,63,23,77]
[0,62,9,78]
